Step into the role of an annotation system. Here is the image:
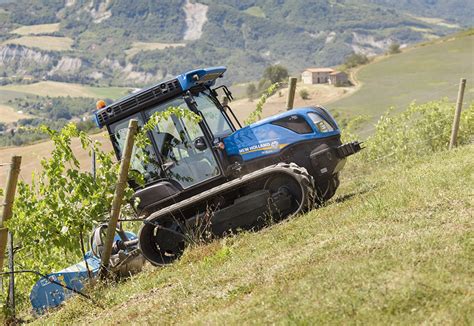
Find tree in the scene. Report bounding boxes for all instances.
[388,42,401,54]
[246,83,257,101]
[344,53,369,68]
[263,64,289,84]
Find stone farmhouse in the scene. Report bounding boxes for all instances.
[302,68,348,86]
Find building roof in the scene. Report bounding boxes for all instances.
[304,68,335,73]
[329,70,347,76]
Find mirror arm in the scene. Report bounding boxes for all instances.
[183,91,198,113]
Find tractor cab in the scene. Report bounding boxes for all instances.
[94,67,239,213]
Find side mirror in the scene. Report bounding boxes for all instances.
[194,137,207,151]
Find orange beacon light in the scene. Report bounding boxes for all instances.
[96,100,107,110]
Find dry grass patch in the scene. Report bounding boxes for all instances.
[3,36,73,51]
[0,104,32,123]
[410,15,460,29]
[10,23,60,36]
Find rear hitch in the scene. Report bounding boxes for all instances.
[336,141,363,158]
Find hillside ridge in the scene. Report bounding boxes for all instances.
[0,0,472,86]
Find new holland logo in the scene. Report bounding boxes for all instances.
[239,140,283,155]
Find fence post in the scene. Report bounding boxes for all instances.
[7,232,15,319]
[99,119,138,278]
[286,77,298,110]
[0,156,22,271]
[92,148,97,180]
[449,78,467,150]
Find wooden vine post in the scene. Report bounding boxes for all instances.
[286,77,298,110]
[0,156,22,271]
[449,78,467,150]
[99,119,138,278]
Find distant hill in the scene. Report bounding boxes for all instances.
[0,0,472,86]
[331,30,474,125]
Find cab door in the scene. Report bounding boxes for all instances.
[145,98,221,189]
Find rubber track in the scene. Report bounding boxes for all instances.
[143,162,315,224]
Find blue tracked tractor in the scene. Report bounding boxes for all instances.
[92,67,362,265]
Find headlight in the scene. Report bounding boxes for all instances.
[308,112,334,133]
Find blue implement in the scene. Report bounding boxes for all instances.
[30,231,137,313]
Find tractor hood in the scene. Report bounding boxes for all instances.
[223,107,340,161]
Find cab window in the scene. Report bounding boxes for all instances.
[109,114,162,185]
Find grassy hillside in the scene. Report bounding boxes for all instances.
[332,31,474,120]
[32,144,473,324]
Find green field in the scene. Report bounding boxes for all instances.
[0,89,29,102]
[243,6,266,18]
[2,36,74,51]
[33,144,473,325]
[0,81,130,100]
[10,23,60,36]
[332,32,474,120]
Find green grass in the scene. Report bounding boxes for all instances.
[0,82,130,100]
[0,89,29,103]
[33,144,474,325]
[332,32,474,120]
[2,36,74,51]
[243,6,266,18]
[83,85,131,100]
[10,23,60,36]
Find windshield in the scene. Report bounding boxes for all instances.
[195,91,233,137]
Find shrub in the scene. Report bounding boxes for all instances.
[388,42,401,54]
[344,53,369,68]
[299,89,310,100]
[346,100,474,164]
[246,83,257,101]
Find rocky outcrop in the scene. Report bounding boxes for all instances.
[183,0,208,41]
[99,59,163,84]
[0,44,52,67]
[351,32,394,56]
[48,57,83,75]
[88,0,113,24]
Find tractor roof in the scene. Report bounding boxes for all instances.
[94,67,226,128]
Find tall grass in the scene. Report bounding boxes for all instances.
[343,99,474,163]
